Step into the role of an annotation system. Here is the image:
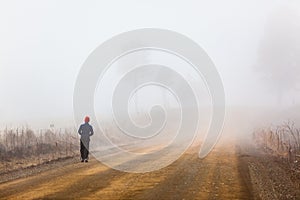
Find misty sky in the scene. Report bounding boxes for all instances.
[0,0,299,128]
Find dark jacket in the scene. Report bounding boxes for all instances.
[78,123,94,142]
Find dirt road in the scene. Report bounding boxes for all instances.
[0,142,298,199]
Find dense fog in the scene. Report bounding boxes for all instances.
[0,1,299,139]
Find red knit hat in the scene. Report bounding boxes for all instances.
[84,116,90,123]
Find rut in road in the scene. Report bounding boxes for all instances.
[0,144,253,200]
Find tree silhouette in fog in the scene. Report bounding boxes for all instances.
[256,7,300,105]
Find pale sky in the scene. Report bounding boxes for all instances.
[0,0,299,128]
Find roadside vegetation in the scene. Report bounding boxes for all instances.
[253,121,300,171]
[0,127,79,172]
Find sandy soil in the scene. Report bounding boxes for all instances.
[0,141,299,200]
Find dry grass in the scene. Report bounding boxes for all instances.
[253,121,300,169]
[0,127,79,173]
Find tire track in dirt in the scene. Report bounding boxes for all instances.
[206,146,253,200]
[123,153,211,200]
[100,153,201,200]
[125,144,254,200]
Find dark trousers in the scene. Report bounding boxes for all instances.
[80,140,89,160]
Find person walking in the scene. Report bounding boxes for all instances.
[78,116,94,162]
